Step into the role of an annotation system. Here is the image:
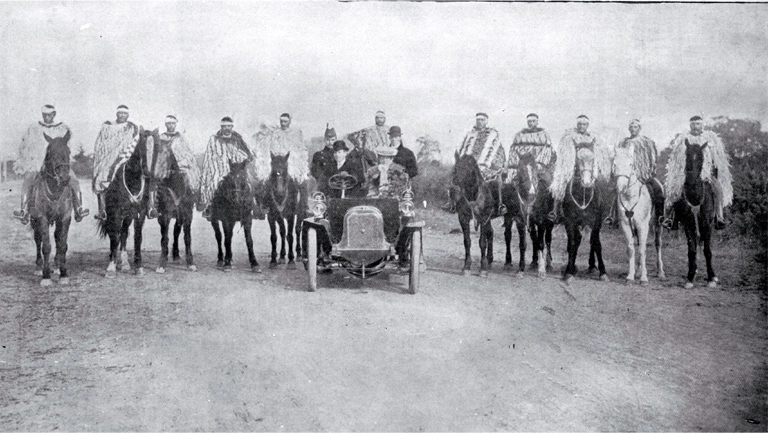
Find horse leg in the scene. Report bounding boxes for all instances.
[119,218,131,272]
[460,217,472,275]
[478,223,489,278]
[106,219,120,277]
[172,218,182,262]
[655,220,666,280]
[294,216,303,260]
[532,223,546,278]
[516,218,526,275]
[277,217,287,265]
[503,217,513,269]
[212,220,224,267]
[157,216,169,273]
[34,221,44,276]
[637,218,650,285]
[223,220,234,271]
[243,218,260,273]
[702,222,717,288]
[268,215,278,268]
[620,216,635,282]
[564,221,581,282]
[133,216,145,275]
[286,215,296,269]
[54,218,71,284]
[487,222,494,267]
[39,218,53,286]
[545,223,554,272]
[590,224,608,281]
[684,219,698,288]
[184,211,196,271]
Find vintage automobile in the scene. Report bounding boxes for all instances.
[302,172,425,293]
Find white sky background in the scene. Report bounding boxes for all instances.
[1,1,766,160]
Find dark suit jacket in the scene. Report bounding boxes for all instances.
[393,145,419,179]
[329,157,367,199]
[310,146,336,194]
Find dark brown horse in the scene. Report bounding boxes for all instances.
[97,130,150,277]
[561,149,610,283]
[264,152,302,269]
[502,153,554,278]
[673,139,718,288]
[210,159,260,272]
[449,153,503,277]
[30,131,74,286]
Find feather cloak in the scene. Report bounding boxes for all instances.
[616,135,657,183]
[152,131,201,192]
[550,129,612,201]
[346,125,390,151]
[458,127,506,180]
[664,131,733,209]
[92,121,140,193]
[506,127,553,183]
[14,122,71,175]
[199,131,250,206]
[250,125,308,182]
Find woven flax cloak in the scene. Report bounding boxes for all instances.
[250,125,308,183]
[152,131,201,192]
[199,131,250,206]
[616,135,657,183]
[458,127,506,180]
[549,129,612,201]
[346,125,390,150]
[14,122,71,175]
[506,127,554,183]
[663,131,733,210]
[92,121,140,193]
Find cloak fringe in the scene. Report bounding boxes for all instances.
[550,129,612,201]
[251,125,308,182]
[664,131,733,209]
[14,123,71,175]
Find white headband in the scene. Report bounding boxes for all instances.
[165,116,178,123]
[41,105,56,114]
[220,120,233,126]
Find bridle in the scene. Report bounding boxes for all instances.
[122,162,146,205]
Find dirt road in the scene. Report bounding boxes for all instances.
[1,181,765,431]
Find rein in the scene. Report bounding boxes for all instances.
[568,177,594,211]
[683,181,705,240]
[122,164,146,205]
[615,173,641,234]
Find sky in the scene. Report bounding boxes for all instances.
[1,1,766,161]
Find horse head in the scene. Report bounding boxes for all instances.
[574,147,596,188]
[452,153,483,204]
[612,146,636,192]
[270,151,290,195]
[42,131,72,187]
[225,159,253,207]
[684,138,707,185]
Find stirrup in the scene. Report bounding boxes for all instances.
[498,204,507,216]
[202,207,212,220]
[95,210,107,221]
[658,216,672,230]
[74,207,89,222]
[147,208,158,219]
[13,209,26,220]
[441,201,456,214]
[547,211,557,223]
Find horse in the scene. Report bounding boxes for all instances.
[673,139,718,289]
[264,152,302,270]
[210,159,260,272]
[561,147,610,283]
[97,129,150,277]
[449,153,503,277]
[152,148,197,274]
[29,131,74,286]
[502,153,554,278]
[612,146,665,285]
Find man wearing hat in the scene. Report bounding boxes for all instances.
[548,115,612,222]
[388,126,419,181]
[146,115,201,219]
[329,140,366,199]
[198,117,251,220]
[251,112,308,184]
[606,119,670,228]
[92,104,141,220]
[664,116,732,230]
[13,104,88,224]
[346,111,388,179]
[444,112,506,214]
[310,124,338,196]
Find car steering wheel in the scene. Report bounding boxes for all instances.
[328,172,358,194]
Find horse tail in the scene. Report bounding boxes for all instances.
[97,218,109,239]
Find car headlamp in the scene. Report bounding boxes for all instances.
[399,189,415,217]
[310,191,327,218]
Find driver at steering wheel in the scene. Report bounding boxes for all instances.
[329,140,366,198]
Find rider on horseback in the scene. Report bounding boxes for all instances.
[506,113,556,205]
[146,115,201,219]
[664,115,732,230]
[549,115,611,222]
[606,119,671,229]
[13,104,89,224]
[92,105,142,221]
[199,117,252,220]
[443,112,506,215]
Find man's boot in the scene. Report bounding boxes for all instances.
[13,194,30,225]
[95,192,107,221]
[147,190,158,219]
[547,200,561,223]
[201,204,212,220]
[72,191,89,222]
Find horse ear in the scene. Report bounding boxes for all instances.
[285,151,290,159]
[701,142,708,150]
[63,129,71,143]
[270,151,276,160]
[684,138,690,148]
[454,151,459,162]
[43,133,53,144]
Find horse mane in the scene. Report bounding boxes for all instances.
[453,154,483,202]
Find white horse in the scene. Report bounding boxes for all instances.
[612,146,665,285]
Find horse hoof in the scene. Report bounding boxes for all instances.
[135,267,145,276]
[640,280,650,287]
[269,262,278,270]
[123,264,132,272]
[461,269,471,276]
[537,271,546,280]
[173,256,181,263]
[188,265,198,272]
[712,276,719,283]
[587,267,597,275]
[504,263,514,270]
[217,261,224,268]
[684,281,694,289]
[34,269,43,277]
[564,275,574,285]
[286,261,297,270]
[707,280,717,288]
[516,271,524,279]
[546,265,554,272]
[53,268,60,275]
[40,278,52,287]
[478,270,488,278]
[277,258,286,265]
[252,265,262,274]
[658,273,667,280]
[156,267,166,274]
[59,277,70,286]
[600,274,610,282]
[223,265,232,272]
[105,270,116,279]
